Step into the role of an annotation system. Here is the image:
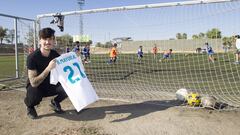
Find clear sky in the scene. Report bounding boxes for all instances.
[1,0,240,43]
[0,0,188,18]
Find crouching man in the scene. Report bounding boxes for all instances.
[24,27,68,119]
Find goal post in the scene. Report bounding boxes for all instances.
[36,0,240,110]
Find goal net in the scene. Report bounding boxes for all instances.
[0,14,35,88]
[38,0,240,109]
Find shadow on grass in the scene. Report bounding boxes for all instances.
[39,100,182,122]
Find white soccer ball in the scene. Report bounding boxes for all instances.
[201,96,217,108]
[176,88,188,101]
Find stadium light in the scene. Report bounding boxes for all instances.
[77,0,85,38]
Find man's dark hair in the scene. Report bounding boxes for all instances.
[39,27,55,39]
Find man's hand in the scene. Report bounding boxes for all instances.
[46,59,57,71]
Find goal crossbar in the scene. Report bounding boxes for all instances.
[37,0,234,20]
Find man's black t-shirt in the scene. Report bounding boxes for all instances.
[26,49,60,89]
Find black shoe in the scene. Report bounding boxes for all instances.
[27,107,38,119]
[50,99,64,114]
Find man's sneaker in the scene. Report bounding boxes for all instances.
[27,107,38,119]
[50,99,64,114]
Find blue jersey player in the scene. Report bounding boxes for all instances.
[159,49,172,62]
[205,42,215,63]
[82,44,91,64]
[137,46,143,63]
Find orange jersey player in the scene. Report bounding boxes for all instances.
[108,43,118,64]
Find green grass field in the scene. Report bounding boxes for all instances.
[84,53,240,94]
[0,54,25,80]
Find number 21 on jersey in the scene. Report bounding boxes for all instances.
[63,62,86,84]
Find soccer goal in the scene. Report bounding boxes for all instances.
[37,0,240,110]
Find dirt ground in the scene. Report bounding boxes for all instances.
[0,90,240,135]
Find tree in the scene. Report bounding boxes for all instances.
[95,42,113,48]
[182,33,187,39]
[176,33,182,39]
[206,28,221,39]
[88,40,93,45]
[95,42,103,47]
[24,28,37,46]
[0,26,8,44]
[104,41,112,48]
[5,29,15,44]
[176,33,187,39]
[198,32,205,39]
[192,35,199,39]
[56,34,73,47]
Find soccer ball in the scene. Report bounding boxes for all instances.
[176,88,188,101]
[187,92,201,106]
[201,96,216,109]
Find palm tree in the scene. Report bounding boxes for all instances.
[0,26,8,44]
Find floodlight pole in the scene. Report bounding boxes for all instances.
[77,0,85,40]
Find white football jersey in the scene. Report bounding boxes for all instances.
[236,39,240,49]
[50,52,98,112]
